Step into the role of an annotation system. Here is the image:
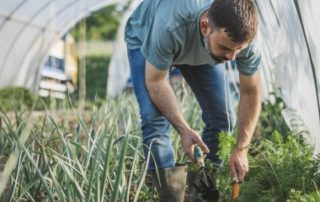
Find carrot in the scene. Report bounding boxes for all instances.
[231,182,240,202]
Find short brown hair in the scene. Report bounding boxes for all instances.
[208,0,258,43]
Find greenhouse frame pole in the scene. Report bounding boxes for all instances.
[293,0,320,123]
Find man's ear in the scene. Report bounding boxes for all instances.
[200,18,210,35]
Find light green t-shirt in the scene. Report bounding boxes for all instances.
[125,0,261,75]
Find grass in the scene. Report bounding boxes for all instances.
[0,86,320,201]
[0,93,139,201]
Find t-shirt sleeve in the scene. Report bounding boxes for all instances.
[235,41,261,76]
[140,27,175,71]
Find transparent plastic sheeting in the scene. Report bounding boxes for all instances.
[0,0,120,90]
[256,0,320,153]
[107,0,141,97]
[108,0,320,153]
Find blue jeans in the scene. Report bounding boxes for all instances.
[127,48,236,170]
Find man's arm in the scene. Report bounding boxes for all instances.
[145,61,210,158]
[229,70,262,182]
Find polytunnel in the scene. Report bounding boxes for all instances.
[0,0,121,91]
[108,0,320,153]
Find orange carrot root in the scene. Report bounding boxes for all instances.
[231,182,240,202]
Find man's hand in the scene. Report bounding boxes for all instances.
[229,148,249,182]
[179,128,210,161]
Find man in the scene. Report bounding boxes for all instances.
[125,0,261,201]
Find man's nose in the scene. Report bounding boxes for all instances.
[225,50,238,60]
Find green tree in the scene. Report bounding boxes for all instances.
[71,4,122,41]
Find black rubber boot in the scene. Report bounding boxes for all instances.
[151,164,187,202]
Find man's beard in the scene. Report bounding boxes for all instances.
[203,36,228,63]
[208,52,227,63]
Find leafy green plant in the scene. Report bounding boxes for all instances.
[84,55,110,100]
[217,91,320,202]
[255,89,291,140]
[0,87,34,112]
[237,132,320,201]
[70,4,123,41]
[0,94,149,201]
[1,86,319,202]
[288,190,320,202]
